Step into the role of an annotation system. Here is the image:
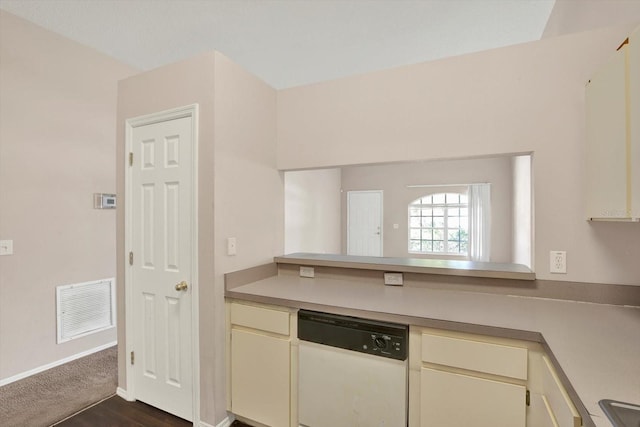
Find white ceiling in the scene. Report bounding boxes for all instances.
[0,0,558,89]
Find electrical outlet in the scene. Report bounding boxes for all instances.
[384,272,404,286]
[0,240,13,256]
[550,251,567,274]
[300,266,315,278]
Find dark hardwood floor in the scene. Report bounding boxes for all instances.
[54,395,193,427]
[54,395,253,426]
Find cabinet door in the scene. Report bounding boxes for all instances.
[528,393,560,427]
[541,356,581,427]
[420,367,526,427]
[586,44,629,219]
[231,329,290,427]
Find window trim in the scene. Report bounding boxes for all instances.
[408,191,470,257]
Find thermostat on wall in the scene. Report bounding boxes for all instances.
[94,193,116,209]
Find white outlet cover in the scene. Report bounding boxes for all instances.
[0,240,13,256]
[549,250,566,274]
[384,272,404,285]
[300,266,315,278]
[0,240,13,255]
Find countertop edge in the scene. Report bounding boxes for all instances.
[275,253,536,281]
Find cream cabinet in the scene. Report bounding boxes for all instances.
[420,367,526,427]
[538,355,582,427]
[408,327,582,427]
[409,327,529,427]
[586,26,640,221]
[226,301,296,427]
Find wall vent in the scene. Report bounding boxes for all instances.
[56,278,116,343]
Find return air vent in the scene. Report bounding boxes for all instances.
[56,278,115,343]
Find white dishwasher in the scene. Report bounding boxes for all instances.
[297,310,408,427]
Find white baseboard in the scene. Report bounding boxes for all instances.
[198,417,230,427]
[0,341,117,387]
[116,386,135,401]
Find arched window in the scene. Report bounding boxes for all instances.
[408,192,469,255]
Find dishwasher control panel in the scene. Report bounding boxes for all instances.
[298,310,408,360]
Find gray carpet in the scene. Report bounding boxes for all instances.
[0,345,117,427]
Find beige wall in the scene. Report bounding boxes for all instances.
[116,51,281,425]
[285,169,342,254]
[212,53,282,422]
[0,11,136,381]
[340,157,515,262]
[277,22,640,285]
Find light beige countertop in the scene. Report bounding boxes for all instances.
[226,271,640,427]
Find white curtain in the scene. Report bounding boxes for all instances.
[468,183,491,262]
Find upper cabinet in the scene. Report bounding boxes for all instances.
[586,26,640,221]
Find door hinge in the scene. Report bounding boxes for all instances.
[129,251,133,265]
[129,152,133,166]
[526,390,530,406]
[130,351,135,365]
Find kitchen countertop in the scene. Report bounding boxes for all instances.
[226,270,640,427]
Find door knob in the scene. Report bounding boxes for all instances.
[175,281,188,291]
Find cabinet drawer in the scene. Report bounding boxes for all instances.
[230,302,290,335]
[421,333,528,380]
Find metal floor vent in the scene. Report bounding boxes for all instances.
[56,278,116,343]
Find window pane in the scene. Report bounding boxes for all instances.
[408,190,475,257]
[459,229,469,245]
[448,217,460,228]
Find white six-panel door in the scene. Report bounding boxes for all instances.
[347,190,383,256]
[130,115,194,421]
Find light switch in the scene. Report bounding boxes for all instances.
[0,240,13,256]
[227,237,237,256]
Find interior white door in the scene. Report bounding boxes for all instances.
[347,190,383,256]
[131,116,194,421]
